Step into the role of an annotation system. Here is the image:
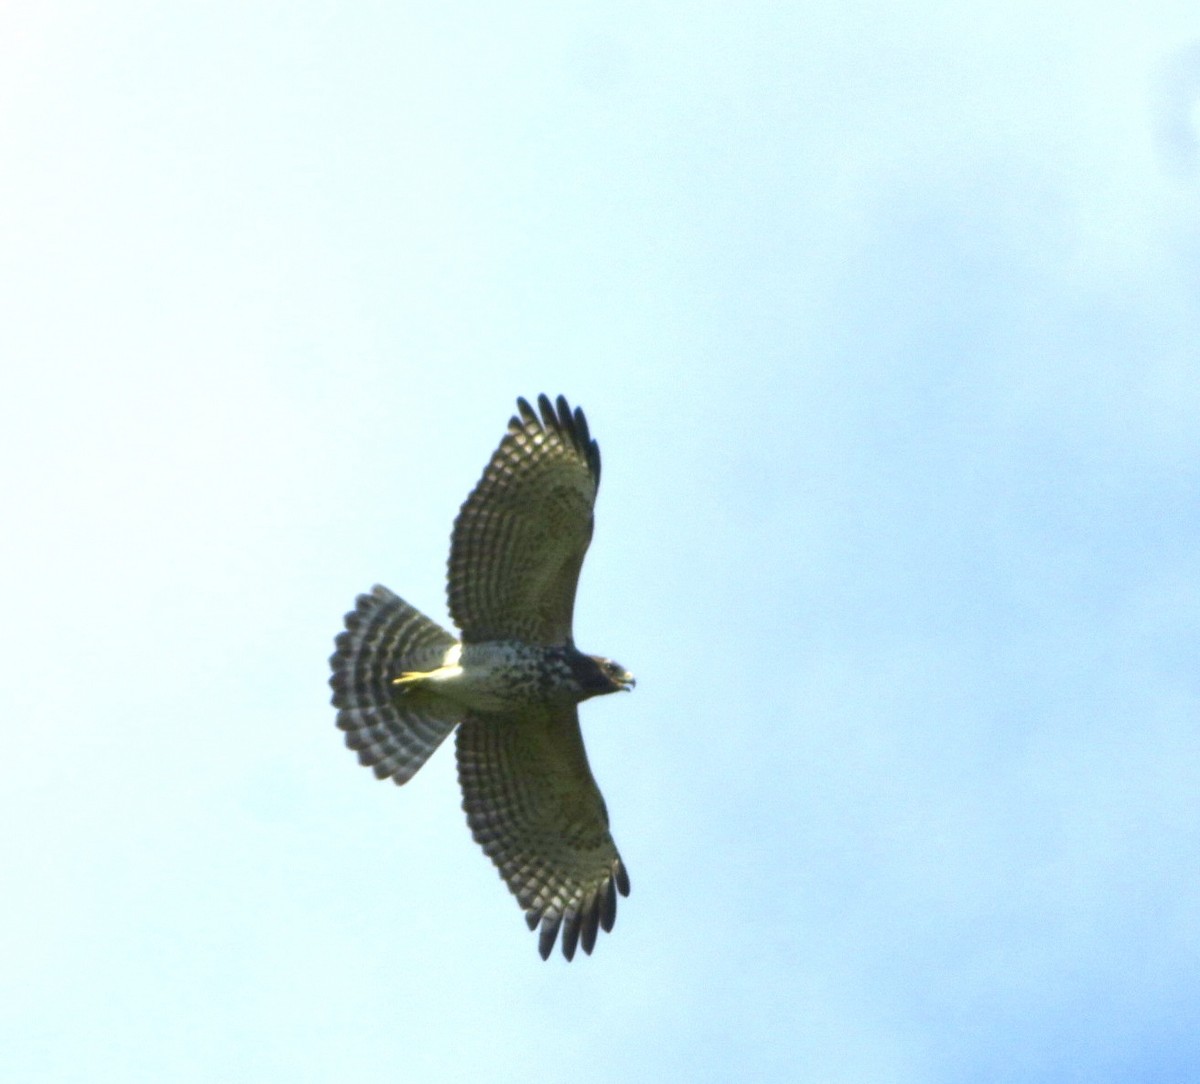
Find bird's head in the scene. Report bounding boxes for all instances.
[574,653,636,699]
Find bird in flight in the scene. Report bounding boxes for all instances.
[329,395,634,960]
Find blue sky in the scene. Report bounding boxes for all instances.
[3,3,1199,1081]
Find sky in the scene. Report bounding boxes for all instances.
[2,2,1199,1081]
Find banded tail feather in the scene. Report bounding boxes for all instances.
[330,585,464,784]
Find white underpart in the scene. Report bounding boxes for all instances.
[417,640,554,713]
[422,641,463,684]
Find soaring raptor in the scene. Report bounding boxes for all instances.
[329,394,634,960]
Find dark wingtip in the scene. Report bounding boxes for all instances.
[527,863,629,959]
[560,909,582,961]
[580,894,601,956]
[517,393,601,487]
[513,397,538,430]
[614,859,631,897]
[599,878,618,933]
[537,913,562,961]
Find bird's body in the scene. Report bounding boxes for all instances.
[397,640,622,713]
[329,395,634,960]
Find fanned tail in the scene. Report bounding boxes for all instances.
[330,585,463,784]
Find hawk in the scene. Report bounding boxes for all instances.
[329,394,634,960]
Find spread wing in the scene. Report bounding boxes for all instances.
[448,394,600,644]
[455,707,630,960]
